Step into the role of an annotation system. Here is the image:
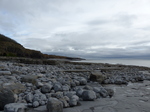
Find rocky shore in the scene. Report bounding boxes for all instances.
[0,59,150,112]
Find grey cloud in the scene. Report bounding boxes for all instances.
[113,13,137,28]
[0,0,150,59]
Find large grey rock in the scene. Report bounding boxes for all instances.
[47,98,63,112]
[90,71,107,83]
[0,88,15,110]
[3,83,26,94]
[41,84,52,93]
[21,75,37,84]
[82,90,96,101]
[4,103,27,112]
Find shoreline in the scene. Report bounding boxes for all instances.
[0,58,150,112]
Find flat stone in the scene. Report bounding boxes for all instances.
[4,103,27,112]
[0,71,11,75]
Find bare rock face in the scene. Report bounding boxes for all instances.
[47,98,63,112]
[0,87,15,110]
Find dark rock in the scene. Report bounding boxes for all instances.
[47,98,63,112]
[21,75,37,84]
[41,84,52,93]
[0,87,15,110]
[90,71,107,84]
[82,90,96,101]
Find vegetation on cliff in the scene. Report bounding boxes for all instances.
[0,34,82,60]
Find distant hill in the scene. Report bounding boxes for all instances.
[0,34,82,60]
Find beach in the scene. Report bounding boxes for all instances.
[0,58,150,112]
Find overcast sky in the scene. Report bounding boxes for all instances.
[1,0,150,59]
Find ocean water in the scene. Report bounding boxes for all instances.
[74,59,150,67]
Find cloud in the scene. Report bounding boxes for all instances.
[0,0,150,59]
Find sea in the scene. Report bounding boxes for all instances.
[73,58,150,67]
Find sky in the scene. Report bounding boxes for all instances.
[1,0,150,59]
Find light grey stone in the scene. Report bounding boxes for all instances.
[69,95,79,107]
[25,93,33,103]
[32,101,39,108]
[4,103,27,112]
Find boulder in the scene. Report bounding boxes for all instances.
[0,87,15,110]
[4,103,27,112]
[3,83,26,94]
[41,84,52,93]
[82,90,96,101]
[47,98,63,112]
[90,71,107,83]
[21,75,37,84]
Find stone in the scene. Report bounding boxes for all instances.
[90,71,107,83]
[83,85,93,90]
[21,75,37,84]
[62,84,70,91]
[36,82,43,88]
[4,103,27,112]
[32,101,40,108]
[3,83,26,94]
[105,88,114,97]
[59,97,69,108]
[93,87,101,93]
[76,88,84,97]
[53,83,62,92]
[41,84,52,93]
[82,90,96,101]
[77,77,87,85]
[69,95,79,107]
[47,98,63,112]
[0,88,15,110]
[0,71,11,75]
[25,93,34,103]
[99,88,108,98]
